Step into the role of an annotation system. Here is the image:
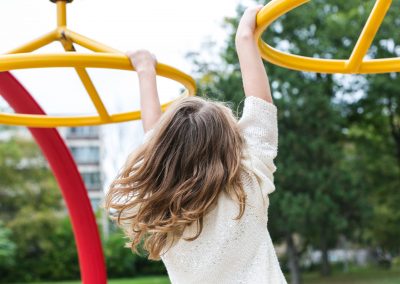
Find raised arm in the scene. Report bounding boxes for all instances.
[235,6,278,189]
[235,5,273,104]
[126,50,162,132]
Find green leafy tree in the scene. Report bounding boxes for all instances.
[0,133,169,281]
[0,135,74,282]
[0,136,62,222]
[0,220,16,269]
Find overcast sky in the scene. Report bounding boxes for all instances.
[0,0,253,192]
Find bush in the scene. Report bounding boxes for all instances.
[103,229,167,278]
[103,232,139,278]
[392,257,400,269]
[0,210,167,283]
[0,214,79,283]
[0,220,17,277]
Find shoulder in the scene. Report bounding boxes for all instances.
[239,96,277,123]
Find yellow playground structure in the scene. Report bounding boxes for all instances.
[0,0,196,127]
[0,0,397,127]
[256,0,397,74]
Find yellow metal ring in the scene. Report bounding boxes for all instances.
[255,0,396,74]
[0,53,196,127]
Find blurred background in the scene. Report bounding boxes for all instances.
[0,0,399,283]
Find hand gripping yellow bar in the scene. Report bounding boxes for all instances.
[0,0,196,127]
[255,0,397,74]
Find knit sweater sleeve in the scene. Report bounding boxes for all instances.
[237,96,278,194]
[142,129,155,143]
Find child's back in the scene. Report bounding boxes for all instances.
[104,5,287,284]
[159,96,286,283]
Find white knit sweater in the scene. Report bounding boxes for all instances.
[144,96,286,284]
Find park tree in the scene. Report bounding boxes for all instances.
[0,131,169,281]
[0,135,62,221]
[0,220,16,270]
[0,134,77,281]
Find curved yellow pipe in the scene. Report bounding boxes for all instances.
[0,98,182,128]
[0,53,195,85]
[0,53,196,127]
[255,0,394,74]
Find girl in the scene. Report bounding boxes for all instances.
[104,5,287,284]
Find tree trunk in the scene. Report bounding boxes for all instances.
[320,239,331,276]
[386,95,400,168]
[395,138,400,169]
[286,234,302,284]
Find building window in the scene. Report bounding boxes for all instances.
[82,172,101,190]
[91,197,102,211]
[70,146,100,164]
[66,126,99,139]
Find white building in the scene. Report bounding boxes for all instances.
[58,126,105,212]
[1,124,106,213]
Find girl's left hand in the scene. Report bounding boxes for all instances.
[236,5,263,40]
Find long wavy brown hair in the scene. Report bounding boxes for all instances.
[102,96,247,260]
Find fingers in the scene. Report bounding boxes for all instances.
[126,49,157,60]
[237,4,264,35]
[125,49,158,70]
[126,49,148,56]
[244,4,263,15]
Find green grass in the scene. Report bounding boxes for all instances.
[24,267,400,284]
[27,276,170,284]
[300,267,400,284]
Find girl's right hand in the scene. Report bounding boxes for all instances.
[126,49,158,73]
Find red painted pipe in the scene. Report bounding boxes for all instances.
[0,71,107,284]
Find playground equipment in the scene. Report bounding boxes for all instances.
[0,0,196,127]
[0,0,398,283]
[255,0,396,74]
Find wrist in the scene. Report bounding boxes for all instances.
[236,27,255,41]
[235,31,257,50]
[236,37,258,55]
[136,66,156,76]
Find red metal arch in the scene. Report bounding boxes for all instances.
[0,71,107,284]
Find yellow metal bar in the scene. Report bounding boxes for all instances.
[74,68,111,122]
[59,39,111,121]
[0,92,189,128]
[58,29,74,50]
[0,53,196,89]
[258,43,347,73]
[5,30,57,54]
[255,0,395,74]
[256,0,309,30]
[65,29,121,53]
[346,0,392,71]
[57,0,67,27]
[360,58,400,73]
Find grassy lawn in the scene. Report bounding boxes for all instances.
[27,276,170,284]
[25,267,400,284]
[299,267,400,284]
